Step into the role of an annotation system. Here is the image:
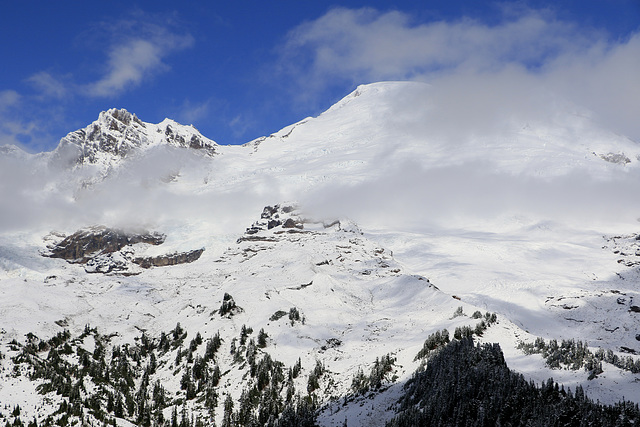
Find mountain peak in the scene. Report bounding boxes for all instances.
[326,81,429,113]
[52,109,218,168]
[97,107,144,128]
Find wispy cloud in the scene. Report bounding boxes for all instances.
[23,15,194,100]
[26,72,68,98]
[0,90,33,149]
[85,23,193,97]
[176,98,211,125]
[281,8,584,83]
[228,114,255,139]
[0,90,20,111]
[280,7,640,141]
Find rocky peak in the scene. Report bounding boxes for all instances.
[99,108,143,127]
[51,109,218,168]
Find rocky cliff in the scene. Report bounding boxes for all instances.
[44,226,203,274]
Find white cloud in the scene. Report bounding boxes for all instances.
[283,8,585,80]
[87,28,193,97]
[0,146,265,236]
[22,16,194,101]
[298,158,640,235]
[281,7,640,141]
[543,33,640,141]
[0,90,20,110]
[229,114,254,139]
[27,72,68,98]
[0,90,32,149]
[177,99,211,125]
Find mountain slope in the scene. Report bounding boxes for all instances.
[1,81,640,426]
[0,205,475,426]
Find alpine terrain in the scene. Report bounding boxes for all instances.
[1,81,639,426]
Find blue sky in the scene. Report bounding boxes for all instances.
[1,1,638,152]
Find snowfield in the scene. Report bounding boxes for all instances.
[1,81,639,425]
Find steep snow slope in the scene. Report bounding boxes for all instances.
[1,81,640,425]
[244,81,640,181]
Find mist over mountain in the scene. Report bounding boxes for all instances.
[1,81,639,426]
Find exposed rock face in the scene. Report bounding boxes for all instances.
[282,218,302,229]
[267,219,281,229]
[261,205,280,219]
[46,226,165,263]
[133,249,204,268]
[244,204,303,236]
[218,292,243,317]
[236,204,363,245]
[52,108,217,168]
[606,233,640,267]
[44,226,204,274]
[598,152,631,165]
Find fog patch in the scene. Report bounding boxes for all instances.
[0,147,269,240]
[282,7,640,142]
[300,159,640,232]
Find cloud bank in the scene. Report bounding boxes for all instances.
[281,7,640,141]
[0,146,269,241]
[299,159,640,234]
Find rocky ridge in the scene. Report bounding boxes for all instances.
[51,108,217,169]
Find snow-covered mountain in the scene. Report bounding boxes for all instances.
[52,108,217,169]
[1,82,640,426]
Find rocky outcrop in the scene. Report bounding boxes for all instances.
[237,204,364,244]
[44,226,204,274]
[217,292,243,317]
[282,218,302,229]
[598,152,631,165]
[133,248,204,268]
[606,233,640,268]
[243,204,303,235]
[46,226,165,263]
[234,205,365,248]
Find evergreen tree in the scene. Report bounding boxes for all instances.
[257,329,268,348]
[387,338,640,426]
